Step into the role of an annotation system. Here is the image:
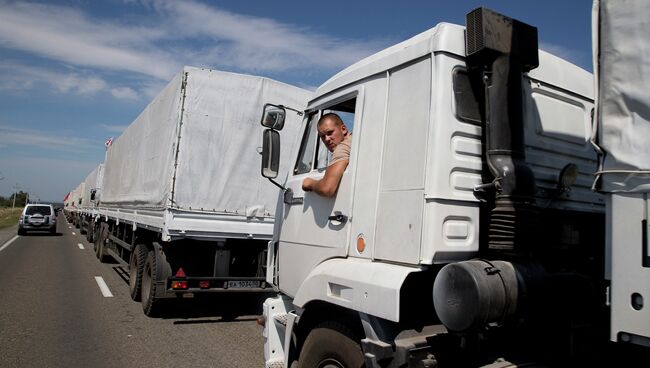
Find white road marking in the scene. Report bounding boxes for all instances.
[68,226,72,229]
[78,243,84,250]
[72,232,76,235]
[94,277,114,297]
[0,236,19,253]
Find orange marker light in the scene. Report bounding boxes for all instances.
[356,234,366,253]
[172,280,188,290]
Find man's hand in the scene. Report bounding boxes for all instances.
[300,160,348,198]
[302,177,316,192]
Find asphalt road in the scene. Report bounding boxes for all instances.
[0,218,267,368]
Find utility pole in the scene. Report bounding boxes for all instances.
[11,183,19,212]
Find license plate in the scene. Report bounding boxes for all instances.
[227,280,260,289]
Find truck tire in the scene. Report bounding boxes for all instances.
[298,322,364,368]
[96,224,110,263]
[129,244,147,302]
[141,243,171,317]
[85,219,94,242]
[92,222,101,254]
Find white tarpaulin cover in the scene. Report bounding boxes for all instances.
[101,67,309,216]
[593,0,650,192]
[81,164,104,208]
[72,182,85,209]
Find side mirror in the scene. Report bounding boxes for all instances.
[261,104,286,130]
[261,129,280,179]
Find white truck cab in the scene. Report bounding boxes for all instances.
[259,6,648,367]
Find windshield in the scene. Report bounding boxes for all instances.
[25,205,52,216]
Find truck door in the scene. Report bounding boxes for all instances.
[277,94,358,296]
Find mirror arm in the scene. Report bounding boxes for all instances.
[267,178,286,191]
[278,105,304,116]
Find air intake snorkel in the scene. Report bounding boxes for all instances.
[465,7,539,256]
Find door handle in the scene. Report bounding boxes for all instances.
[283,188,303,205]
[328,212,348,225]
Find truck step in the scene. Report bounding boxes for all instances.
[273,313,288,326]
[265,359,284,368]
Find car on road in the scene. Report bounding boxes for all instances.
[18,204,57,235]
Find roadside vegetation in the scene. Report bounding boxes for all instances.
[0,207,21,230]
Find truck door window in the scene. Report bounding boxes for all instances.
[294,98,357,174]
[316,98,356,170]
[294,113,320,175]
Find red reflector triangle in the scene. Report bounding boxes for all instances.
[175,267,186,277]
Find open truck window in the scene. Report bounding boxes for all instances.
[292,98,356,174]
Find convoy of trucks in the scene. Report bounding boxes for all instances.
[258,2,650,367]
[57,1,650,366]
[64,67,309,316]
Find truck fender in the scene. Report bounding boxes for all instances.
[293,258,421,322]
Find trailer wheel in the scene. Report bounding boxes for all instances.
[141,243,171,317]
[96,224,110,262]
[129,244,147,302]
[85,219,94,242]
[298,322,364,368]
[92,222,101,253]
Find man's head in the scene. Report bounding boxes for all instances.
[317,113,349,152]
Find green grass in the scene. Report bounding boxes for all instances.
[0,207,21,230]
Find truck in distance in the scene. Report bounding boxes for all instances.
[84,66,310,316]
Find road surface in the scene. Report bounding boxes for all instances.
[0,218,267,368]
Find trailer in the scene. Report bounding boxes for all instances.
[93,67,309,316]
[592,0,650,350]
[66,182,84,226]
[78,164,104,241]
[259,4,649,367]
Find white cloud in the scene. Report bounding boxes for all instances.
[0,62,107,95]
[0,1,178,79]
[99,124,128,133]
[0,0,385,82]
[111,87,139,100]
[0,125,96,152]
[139,80,168,100]
[153,0,384,71]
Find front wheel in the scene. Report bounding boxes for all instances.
[298,322,365,368]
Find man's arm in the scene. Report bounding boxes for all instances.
[302,159,348,198]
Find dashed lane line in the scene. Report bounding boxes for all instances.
[0,236,19,253]
[94,276,114,297]
[78,243,84,250]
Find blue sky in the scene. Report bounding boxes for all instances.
[0,0,593,202]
